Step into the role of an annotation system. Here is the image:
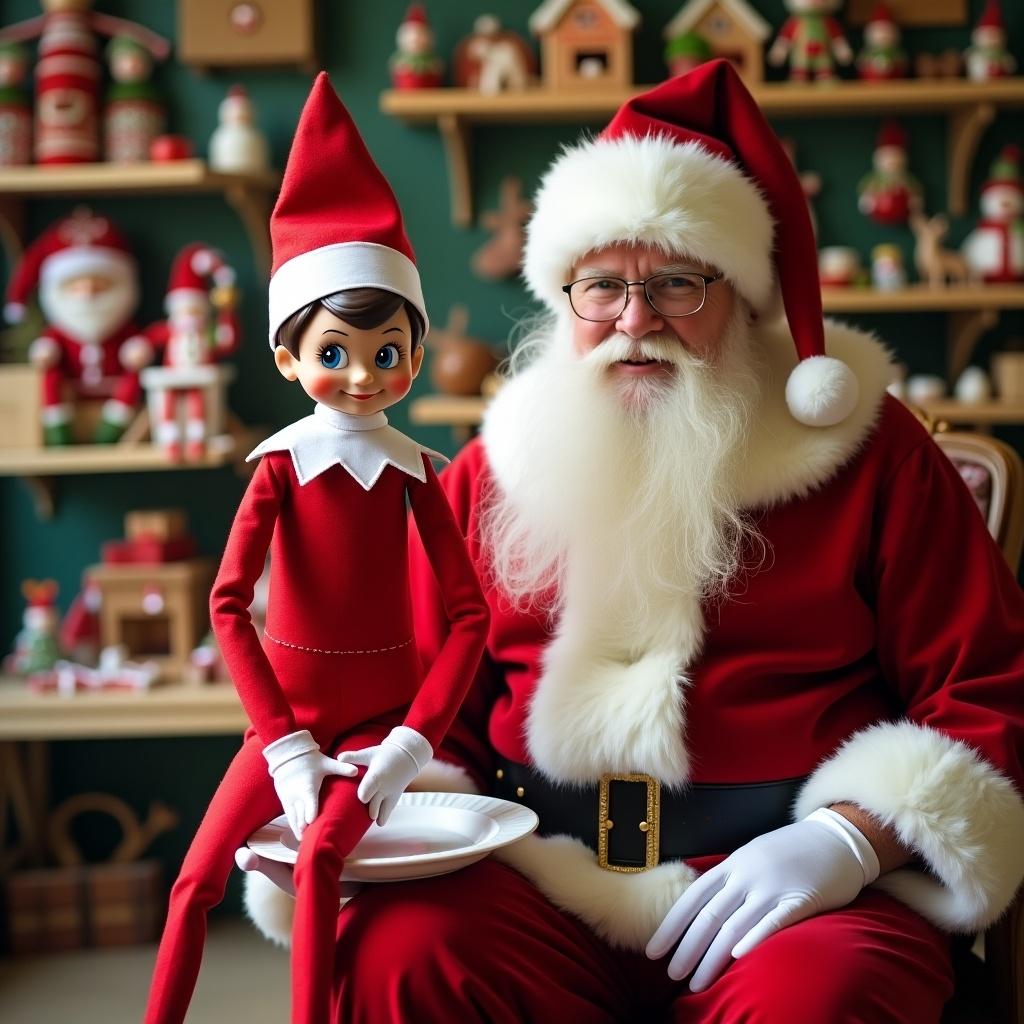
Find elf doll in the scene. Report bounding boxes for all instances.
[143,75,489,1024]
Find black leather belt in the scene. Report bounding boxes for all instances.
[493,756,806,872]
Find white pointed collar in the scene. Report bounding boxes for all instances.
[246,404,447,490]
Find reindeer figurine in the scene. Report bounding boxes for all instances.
[909,211,973,288]
[472,176,532,281]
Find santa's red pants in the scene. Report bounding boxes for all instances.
[144,729,381,1024]
[332,858,953,1023]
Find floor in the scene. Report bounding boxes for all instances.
[0,916,290,1023]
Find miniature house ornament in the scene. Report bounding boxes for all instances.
[530,0,641,91]
[857,120,922,226]
[390,4,444,89]
[964,0,1016,82]
[856,2,907,81]
[453,15,535,94]
[767,0,853,83]
[0,41,31,166]
[962,146,1024,284]
[662,0,771,85]
[104,34,164,163]
[208,85,270,174]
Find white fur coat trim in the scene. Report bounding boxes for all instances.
[794,720,1024,933]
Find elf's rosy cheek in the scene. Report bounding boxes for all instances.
[305,373,338,401]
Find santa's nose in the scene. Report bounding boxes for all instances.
[614,285,665,339]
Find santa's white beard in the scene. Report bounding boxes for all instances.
[482,311,764,656]
[40,275,139,345]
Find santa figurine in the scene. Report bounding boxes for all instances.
[4,207,153,445]
[964,0,1016,82]
[962,146,1024,284]
[767,0,853,83]
[141,74,488,1024]
[857,120,923,226]
[856,2,908,81]
[389,3,444,89]
[141,244,241,462]
[0,0,169,165]
[0,41,31,166]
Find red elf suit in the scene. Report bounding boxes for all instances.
[143,74,489,1024]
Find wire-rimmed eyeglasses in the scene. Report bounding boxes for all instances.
[561,270,723,322]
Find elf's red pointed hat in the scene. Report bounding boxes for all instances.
[267,73,427,347]
[523,59,858,427]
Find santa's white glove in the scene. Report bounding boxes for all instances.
[646,808,880,992]
[262,729,357,840]
[337,726,432,826]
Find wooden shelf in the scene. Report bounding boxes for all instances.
[410,394,487,427]
[381,79,1024,225]
[0,676,244,740]
[821,285,1024,313]
[916,399,1024,426]
[0,159,280,274]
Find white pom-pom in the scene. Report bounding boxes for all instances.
[785,355,860,427]
[28,336,61,368]
[191,249,216,274]
[243,871,294,948]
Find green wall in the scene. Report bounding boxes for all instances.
[1,1,1021,907]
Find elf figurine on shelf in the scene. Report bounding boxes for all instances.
[964,0,1016,82]
[142,75,489,1024]
[855,2,908,82]
[962,145,1024,284]
[857,120,923,226]
[389,3,444,89]
[767,0,853,83]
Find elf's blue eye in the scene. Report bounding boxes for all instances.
[375,344,401,369]
[320,345,347,369]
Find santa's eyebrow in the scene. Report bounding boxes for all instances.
[571,263,705,278]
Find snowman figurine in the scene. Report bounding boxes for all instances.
[963,146,1024,284]
[208,85,270,175]
[964,0,1016,82]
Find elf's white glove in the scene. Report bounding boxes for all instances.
[337,726,432,826]
[262,729,357,840]
[646,807,880,992]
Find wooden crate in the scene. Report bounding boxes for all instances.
[0,365,43,448]
[177,0,315,70]
[124,508,188,542]
[6,868,86,953]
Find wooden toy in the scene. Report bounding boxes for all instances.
[856,2,908,81]
[909,211,971,288]
[857,120,922,226]
[427,305,501,396]
[177,0,316,73]
[472,177,531,280]
[530,0,641,91]
[767,0,853,83]
[663,0,770,85]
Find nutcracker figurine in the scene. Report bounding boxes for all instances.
[389,4,444,89]
[856,2,908,82]
[767,0,853,83]
[0,0,168,165]
[964,0,1016,82]
[142,73,488,1024]
[962,146,1024,284]
[142,244,241,462]
[104,34,164,163]
[4,207,153,445]
[857,120,923,226]
[0,41,31,165]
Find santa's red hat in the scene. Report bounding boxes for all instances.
[523,59,858,427]
[166,242,235,313]
[976,0,1006,31]
[267,73,426,347]
[4,207,135,323]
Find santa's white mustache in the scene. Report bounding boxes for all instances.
[582,333,698,369]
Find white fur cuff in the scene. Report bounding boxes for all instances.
[794,720,1024,932]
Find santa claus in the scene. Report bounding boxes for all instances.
[5,207,153,445]
[243,61,1024,1021]
[141,243,240,461]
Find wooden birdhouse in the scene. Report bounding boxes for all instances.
[529,0,641,91]
[177,0,316,72]
[663,0,771,86]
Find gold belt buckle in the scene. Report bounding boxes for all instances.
[597,772,661,873]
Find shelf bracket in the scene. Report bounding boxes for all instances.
[948,308,999,381]
[948,102,996,218]
[21,475,56,519]
[224,183,274,278]
[437,114,473,228]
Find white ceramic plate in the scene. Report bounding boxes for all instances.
[245,791,539,882]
